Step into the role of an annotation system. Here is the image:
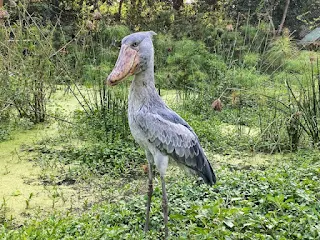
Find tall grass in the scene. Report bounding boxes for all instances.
[0,6,132,143]
[286,59,320,147]
[172,20,319,153]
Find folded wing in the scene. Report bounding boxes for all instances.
[136,108,216,185]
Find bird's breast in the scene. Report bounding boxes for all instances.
[128,101,148,148]
[128,114,148,148]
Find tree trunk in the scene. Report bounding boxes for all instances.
[0,0,3,8]
[172,0,183,11]
[116,0,124,21]
[277,0,290,35]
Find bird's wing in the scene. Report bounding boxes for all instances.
[157,106,196,134]
[137,110,198,159]
[136,108,216,184]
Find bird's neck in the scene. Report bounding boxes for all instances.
[129,66,160,107]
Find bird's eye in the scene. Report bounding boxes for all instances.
[132,42,138,47]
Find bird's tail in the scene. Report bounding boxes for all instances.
[184,151,217,185]
[169,143,217,185]
[198,157,216,185]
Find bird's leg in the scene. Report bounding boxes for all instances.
[144,161,153,232]
[160,175,169,239]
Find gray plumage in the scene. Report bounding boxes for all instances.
[106,31,216,237]
[125,32,216,185]
[135,103,216,184]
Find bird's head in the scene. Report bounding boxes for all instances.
[106,31,156,86]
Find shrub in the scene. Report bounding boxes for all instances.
[73,100,129,144]
[0,125,10,142]
[239,22,272,51]
[243,53,260,69]
[263,34,297,72]
[0,24,55,124]
[164,39,226,89]
[93,24,130,46]
[285,61,320,147]
[154,33,175,71]
[284,51,320,75]
[225,67,269,89]
[82,64,113,86]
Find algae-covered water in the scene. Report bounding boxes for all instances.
[0,89,89,223]
[0,126,62,221]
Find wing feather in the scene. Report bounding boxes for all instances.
[136,110,216,185]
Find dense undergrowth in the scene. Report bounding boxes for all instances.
[1,150,319,239]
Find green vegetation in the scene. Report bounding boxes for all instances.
[1,0,320,239]
[1,150,319,239]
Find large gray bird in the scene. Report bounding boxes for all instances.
[106,31,216,238]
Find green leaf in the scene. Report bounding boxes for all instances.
[223,219,234,229]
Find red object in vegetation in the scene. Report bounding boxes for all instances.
[212,98,223,112]
[142,164,148,174]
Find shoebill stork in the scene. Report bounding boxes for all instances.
[106,31,216,237]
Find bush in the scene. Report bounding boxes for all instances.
[243,53,260,69]
[178,110,254,153]
[154,33,175,71]
[263,34,297,72]
[239,23,271,51]
[285,62,320,147]
[0,24,55,124]
[225,67,269,89]
[93,24,130,46]
[73,101,129,144]
[164,39,226,89]
[0,125,11,142]
[284,51,320,75]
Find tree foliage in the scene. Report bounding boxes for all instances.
[4,0,319,38]
[226,0,320,33]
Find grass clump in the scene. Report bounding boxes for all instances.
[263,33,297,72]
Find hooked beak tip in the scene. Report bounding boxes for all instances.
[105,76,116,86]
